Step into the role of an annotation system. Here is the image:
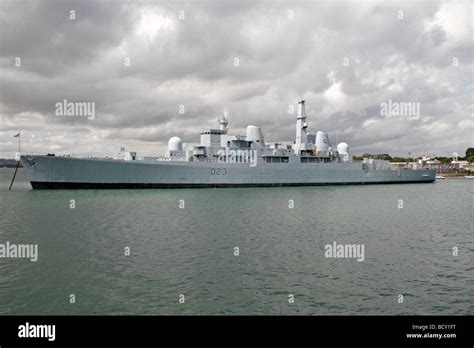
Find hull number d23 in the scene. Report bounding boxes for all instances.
[210,168,227,176]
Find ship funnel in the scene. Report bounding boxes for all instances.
[315,131,330,152]
[246,125,265,144]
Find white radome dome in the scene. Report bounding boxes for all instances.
[168,136,182,151]
[337,142,349,154]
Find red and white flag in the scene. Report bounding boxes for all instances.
[14,131,20,138]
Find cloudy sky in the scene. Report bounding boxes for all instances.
[0,0,472,158]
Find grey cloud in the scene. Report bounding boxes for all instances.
[0,0,472,158]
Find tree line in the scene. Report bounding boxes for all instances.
[353,148,474,163]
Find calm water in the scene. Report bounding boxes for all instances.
[0,168,472,315]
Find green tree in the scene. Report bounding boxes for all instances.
[392,157,408,162]
[436,157,451,164]
[378,154,393,161]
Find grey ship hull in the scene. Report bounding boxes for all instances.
[21,155,436,189]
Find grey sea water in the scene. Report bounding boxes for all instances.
[0,168,472,315]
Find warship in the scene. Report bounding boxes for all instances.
[20,100,436,189]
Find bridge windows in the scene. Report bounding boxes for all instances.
[300,157,329,163]
[265,156,289,163]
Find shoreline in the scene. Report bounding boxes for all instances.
[438,173,471,177]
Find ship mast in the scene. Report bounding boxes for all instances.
[294,100,308,155]
[218,116,228,134]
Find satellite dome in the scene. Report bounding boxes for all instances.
[337,142,349,154]
[168,137,182,151]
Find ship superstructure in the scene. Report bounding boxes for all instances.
[163,101,349,165]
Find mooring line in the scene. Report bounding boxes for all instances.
[9,161,20,190]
